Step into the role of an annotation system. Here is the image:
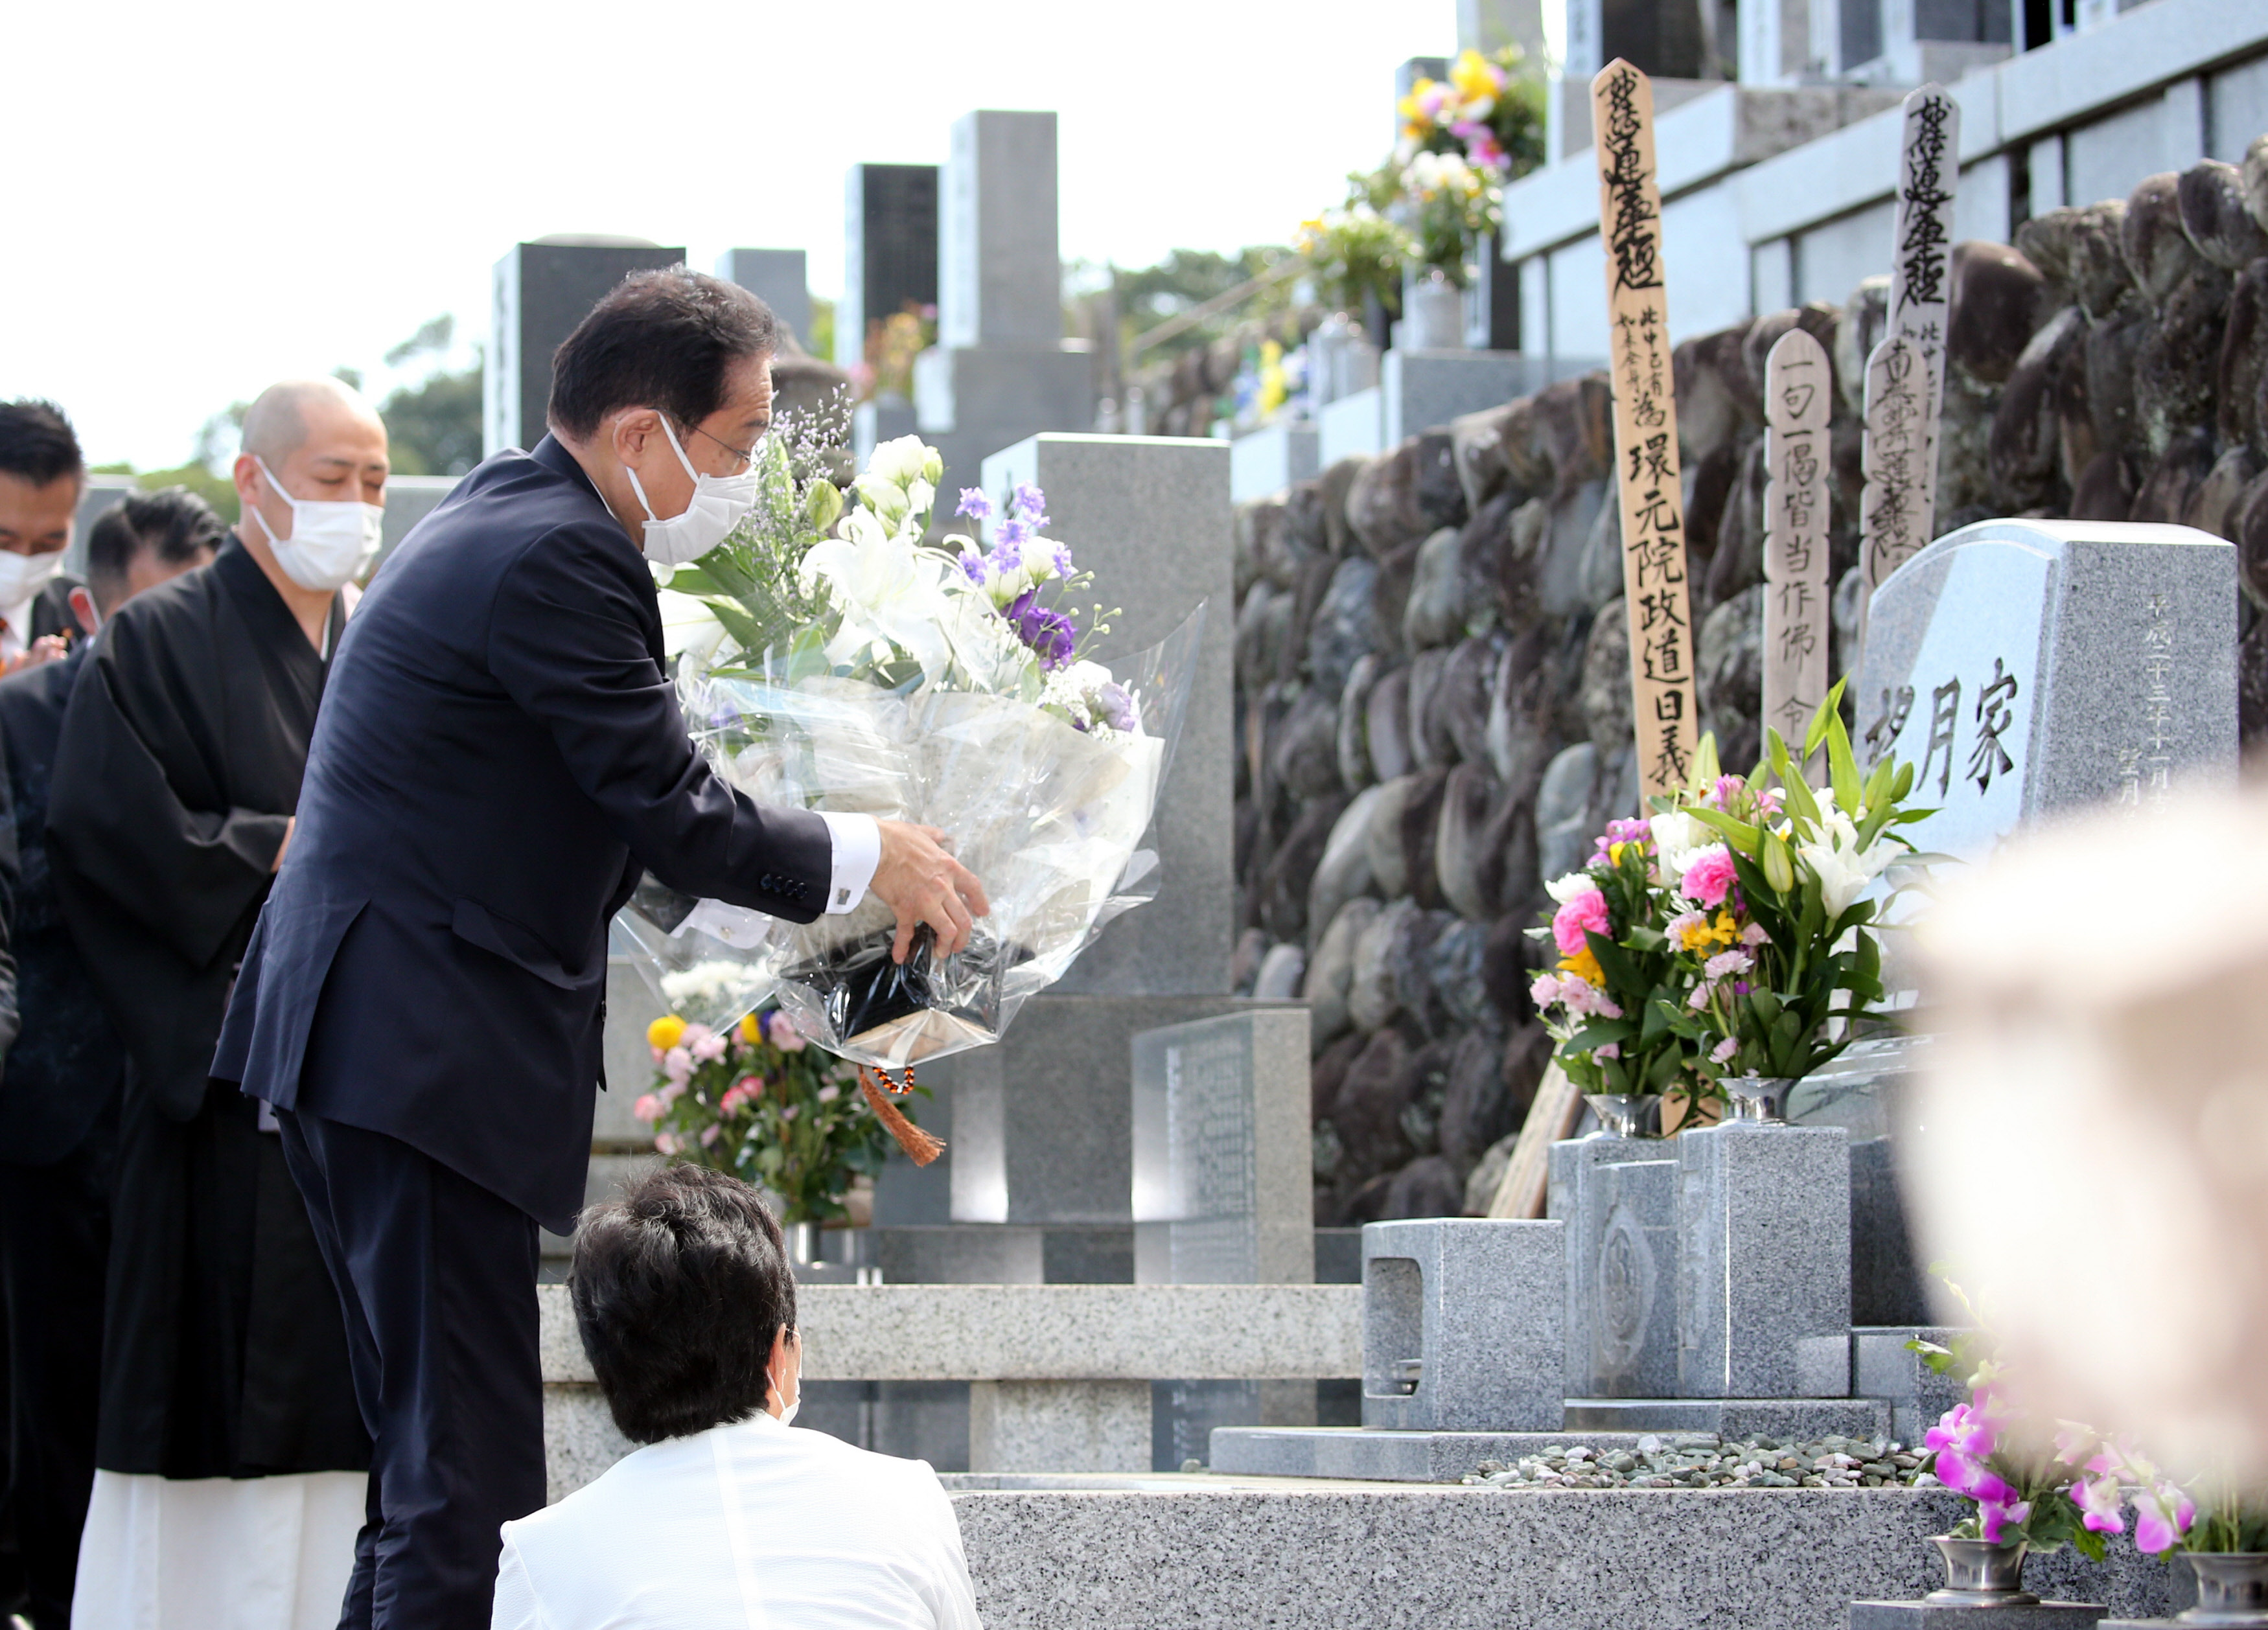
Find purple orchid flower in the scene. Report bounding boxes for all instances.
[958,549,989,586]
[1011,481,1048,527]
[956,488,993,521]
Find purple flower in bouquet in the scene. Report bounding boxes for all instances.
[1928,1401,2000,1463]
[956,488,993,521]
[1096,682,1138,732]
[1011,481,1048,527]
[1006,590,1076,671]
[1590,817,1652,863]
[1977,1493,2033,1544]
[958,548,989,586]
[994,516,1032,552]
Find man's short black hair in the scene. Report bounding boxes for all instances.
[570,1164,797,1444]
[86,487,225,614]
[0,400,84,488]
[546,268,778,441]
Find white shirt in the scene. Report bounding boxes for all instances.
[0,590,38,665]
[816,812,881,915]
[491,1411,981,1630]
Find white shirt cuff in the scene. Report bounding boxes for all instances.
[817,812,881,915]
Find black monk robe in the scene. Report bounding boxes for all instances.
[47,537,367,1479]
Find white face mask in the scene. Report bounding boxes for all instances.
[0,547,66,612]
[620,415,759,568]
[248,457,384,591]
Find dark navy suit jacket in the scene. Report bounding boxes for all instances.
[214,437,831,1230]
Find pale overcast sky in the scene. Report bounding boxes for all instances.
[5,0,1459,470]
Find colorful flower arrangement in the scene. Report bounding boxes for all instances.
[1529,687,1930,1127]
[632,1010,915,1224]
[1399,150,1498,289]
[1912,1297,2268,1563]
[1293,201,1411,317]
[1396,47,1549,180]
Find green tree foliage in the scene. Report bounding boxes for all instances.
[377,315,483,477]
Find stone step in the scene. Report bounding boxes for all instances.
[943,1485,2186,1630]
[1564,1395,1892,1438]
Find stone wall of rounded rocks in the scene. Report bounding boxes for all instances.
[1234,141,2268,1228]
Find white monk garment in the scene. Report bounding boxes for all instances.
[491,1410,982,1630]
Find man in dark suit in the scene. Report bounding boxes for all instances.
[0,487,220,1628]
[0,400,96,674]
[214,268,986,1630]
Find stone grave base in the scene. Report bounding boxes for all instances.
[947,1486,2183,1630]
[1209,1425,1654,1483]
[1852,1604,2107,1629]
[1565,1396,1891,1438]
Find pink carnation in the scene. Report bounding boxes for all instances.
[631,1093,664,1123]
[1551,889,1611,956]
[689,1029,728,1062]
[1681,845,1738,908]
[663,1046,694,1085]
[1530,972,1562,1009]
[765,1011,809,1053]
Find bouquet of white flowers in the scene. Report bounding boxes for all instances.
[613,419,1201,1101]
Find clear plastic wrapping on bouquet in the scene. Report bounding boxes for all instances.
[612,604,1204,1068]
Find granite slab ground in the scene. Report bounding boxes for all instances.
[949,1487,2188,1630]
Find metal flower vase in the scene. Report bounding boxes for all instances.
[2179,1554,2268,1626]
[1407,270,1466,350]
[1726,1077,1798,1124]
[1584,1093,1663,1139]
[1926,1537,2037,1607]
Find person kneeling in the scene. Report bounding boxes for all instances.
[492,1165,981,1629]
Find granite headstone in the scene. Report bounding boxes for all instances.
[1855,520,2238,865]
[485,237,684,457]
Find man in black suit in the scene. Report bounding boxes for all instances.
[0,487,220,1628]
[215,268,986,1630]
[0,401,96,674]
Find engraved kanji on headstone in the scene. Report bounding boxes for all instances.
[1763,328,1833,761]
[1591,60,1698,800]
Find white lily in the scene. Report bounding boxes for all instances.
[799,516,961,678]
[866,435,931,487]
[654,588,737,667]
[1796,816,1899,916]
[1648,809,1709,877]
[1545,872,1601,904]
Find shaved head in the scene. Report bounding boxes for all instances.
[240,377,385,466]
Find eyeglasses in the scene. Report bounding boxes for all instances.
[691,422,764,472]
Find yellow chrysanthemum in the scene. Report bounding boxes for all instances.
[647,1015,688,1051]
[1676,910,1742,954]
[738,1013,764,1046]
[1559,946,1604,986]
[1450,49,1499,102]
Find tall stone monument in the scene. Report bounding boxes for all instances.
[912,111,1093,501]
[1591,60,1700,799]
[485,236,685,457]
[713,248,811,350]
[839,163,939,460]
[944,433,1238,1239]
